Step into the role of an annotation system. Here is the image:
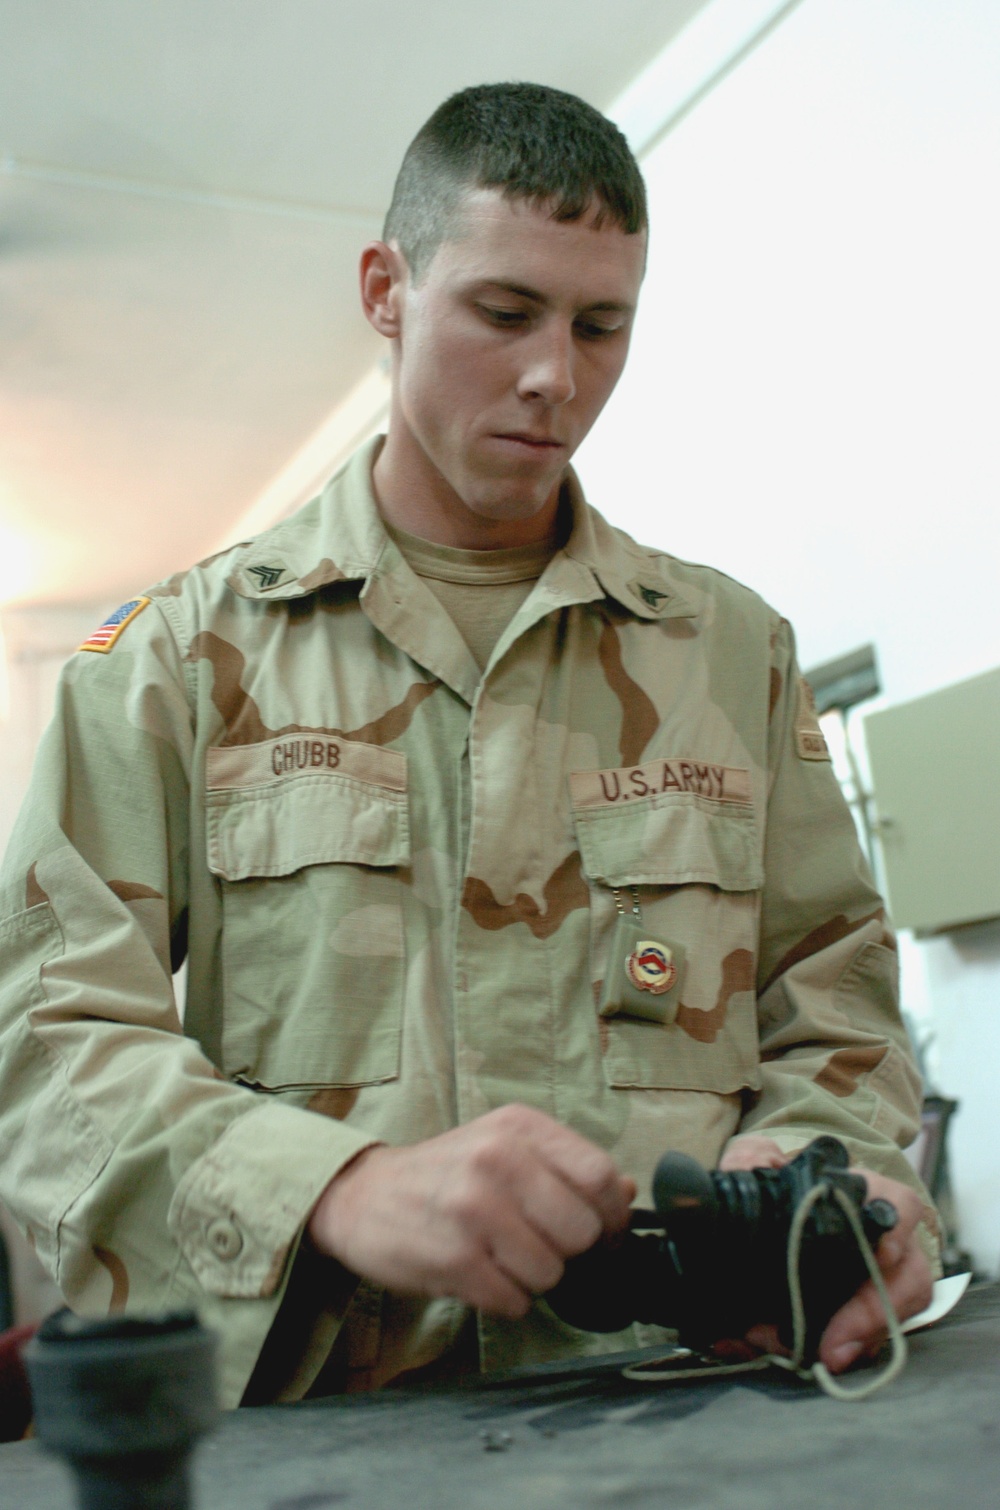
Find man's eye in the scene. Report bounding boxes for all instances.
[576,320,623,340]
[479,306,528,326]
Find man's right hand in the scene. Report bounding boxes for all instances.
[307,1104,635,1318]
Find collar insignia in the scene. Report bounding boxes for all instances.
[633,583,669,609]
[246,564,288,591]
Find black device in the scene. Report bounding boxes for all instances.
[25,1308,218,1510]
[545,1135,898,1364]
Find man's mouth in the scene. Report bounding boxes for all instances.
[492,432,565,450]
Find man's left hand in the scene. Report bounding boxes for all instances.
[718,1138,934,1373]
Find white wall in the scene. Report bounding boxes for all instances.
[0,606,105,854]
[922,922,1000,1271]
[576,0,1000,1270]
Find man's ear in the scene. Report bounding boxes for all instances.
[360,241,407,337]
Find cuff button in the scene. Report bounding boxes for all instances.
[206,1217,244,1261]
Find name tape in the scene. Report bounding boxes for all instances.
[570,758,752,809]
[206,736,407,793]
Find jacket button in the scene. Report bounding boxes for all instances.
[206,1218,244,1261]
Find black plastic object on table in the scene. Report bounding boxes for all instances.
[24,1308,218,1510]
[545,1135,898,1363]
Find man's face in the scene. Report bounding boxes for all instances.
[373,188,646,543]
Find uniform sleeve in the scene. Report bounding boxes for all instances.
[0,602,377,1407]
[732,618,940,1263]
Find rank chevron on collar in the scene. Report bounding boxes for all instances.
[245,563,288,590]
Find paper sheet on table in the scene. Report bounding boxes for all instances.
[902,1271,971,1333]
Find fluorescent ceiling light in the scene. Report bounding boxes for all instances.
[608,0,806,158]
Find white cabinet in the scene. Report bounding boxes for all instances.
[864,667,1000,933]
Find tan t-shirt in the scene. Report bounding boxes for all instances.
[386,522,556,672]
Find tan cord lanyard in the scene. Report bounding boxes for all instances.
[621,1182,907,1401]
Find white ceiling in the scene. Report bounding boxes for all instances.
[0,0,713,607]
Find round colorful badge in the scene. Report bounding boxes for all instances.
[625,940,678,996]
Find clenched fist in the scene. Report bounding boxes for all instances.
[307,1104,636,1317]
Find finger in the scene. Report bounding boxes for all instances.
[518,1162,605,1257]
[820,1245,933,1372]
[488,1210,570,1296]
[460,1109,627,1245]
[407,1196,543,1318]
[520,1113,635,1233]
[546,1147,634,1234]
[851,1167,924,1249]
[438,1134,610,1286]
[743,1323,787,1356]
[711,1325,789,1363]
[711,1338,760,1362]
[451,1255,535,1318]
[718,1137,788,1173]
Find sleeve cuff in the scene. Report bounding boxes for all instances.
[167,1099,378,1299]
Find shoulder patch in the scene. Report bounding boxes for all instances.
[77,597,151,654]
[795,676,832,761]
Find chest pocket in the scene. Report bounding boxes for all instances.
[205,739,409,1091]
[573,792,763,1095]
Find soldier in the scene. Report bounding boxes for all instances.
[0,83,934,1408]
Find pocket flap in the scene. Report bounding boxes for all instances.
[206,763,409,881]
[572,795,762,891]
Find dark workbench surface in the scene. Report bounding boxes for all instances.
[2,1282,997,1509]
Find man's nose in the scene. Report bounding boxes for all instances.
[517,324,576,406]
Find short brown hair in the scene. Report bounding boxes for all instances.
[383,82,647,280]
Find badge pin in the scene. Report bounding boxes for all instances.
[625,940,677,996]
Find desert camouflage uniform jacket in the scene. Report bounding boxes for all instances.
[0,439,930,1407]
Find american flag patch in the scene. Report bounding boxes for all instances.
[77,597,151,654]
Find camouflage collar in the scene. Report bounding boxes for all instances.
[558,470,698,622]
[225,441,385,601]
[226,437,698,622]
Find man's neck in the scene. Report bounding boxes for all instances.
[371,427,563,551]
